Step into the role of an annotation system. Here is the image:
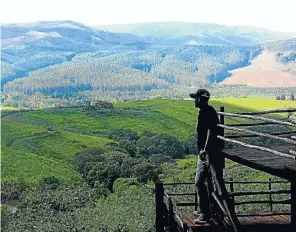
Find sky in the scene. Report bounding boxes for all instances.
[1,0,296,32]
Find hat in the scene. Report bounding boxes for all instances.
[189,89,210,99]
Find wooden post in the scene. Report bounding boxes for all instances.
[168,197,174,232]
[207,154,241,232]
[291,181,296,228]
[230,178,234,204]
[269,178,273,212]
[155,181,164,232]
[194,190,198,212]
[219,106,225,180]
[220,106,225,149]
[182,222,188,232]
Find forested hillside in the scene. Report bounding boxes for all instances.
[1,21,296,108]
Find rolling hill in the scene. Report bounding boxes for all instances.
[2,97,296,184]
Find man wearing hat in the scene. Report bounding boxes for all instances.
[189,89,224,223]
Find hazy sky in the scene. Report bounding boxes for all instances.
[1,0,296,32]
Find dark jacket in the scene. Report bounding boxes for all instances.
[197,104,224,166]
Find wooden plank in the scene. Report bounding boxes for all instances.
[185,215,196,228]
[260,215,277,224]
[222,146,296,181]
[242,216,258,225]
[282,215,291,223]
[237,216,251,225]
[186,214,212,228]
[271,215,288,224]
[247,216,265,225]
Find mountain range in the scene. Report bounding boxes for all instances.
[95,21,296,46]
[1,20,296,108]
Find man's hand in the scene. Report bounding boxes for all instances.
[198,149,207,161]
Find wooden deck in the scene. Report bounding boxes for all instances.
[185,213,292,232]
[222,145,296,181]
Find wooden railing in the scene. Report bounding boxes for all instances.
[155,106,296,231]
[156,179,291,232]
[227,178,291,216]
[217,107,296,160]
[218,106,296,226]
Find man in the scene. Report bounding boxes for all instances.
[189,89,224,224]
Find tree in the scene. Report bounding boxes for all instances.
[118,140,137,157]
[149,154,176,166]
[108,129,140,142]
[72,148,105,177]
[86,162,119,189]
[132,162,159,183]
[150,134,185,159]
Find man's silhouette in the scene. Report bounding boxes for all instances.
[189,89,224,224]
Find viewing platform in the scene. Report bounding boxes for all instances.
[155,107,296,232]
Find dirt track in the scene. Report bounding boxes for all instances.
[222,51,296,87]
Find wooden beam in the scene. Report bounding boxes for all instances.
[176,202,199,207]
[168,197,174,232]
[218,135,296,159]
[163,182,193,186]
[166,193,196,196]
[226,130,296,139]
[226,122,278,127]
[234,199,291,205]
[225,180,289,184]
[206,153,241,232]
[237,211,291,217]
[218,112,296,127]
[229,189,291,197]
[221,108,296,115]
[155,181,165,232]
[219,124,296,145]
[291,181,296,228]
[220,106,225,149]
[211,192,228,215]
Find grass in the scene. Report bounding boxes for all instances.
[1,120,48,147]
[1,147,82,184]
[22,105,194,141]
[2,97,296,185]
[2,120,113,184]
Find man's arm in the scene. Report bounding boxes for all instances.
[199,129,210,161]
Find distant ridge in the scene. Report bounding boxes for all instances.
[95,21,296,46]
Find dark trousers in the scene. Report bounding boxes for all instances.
[195,158,223,217]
